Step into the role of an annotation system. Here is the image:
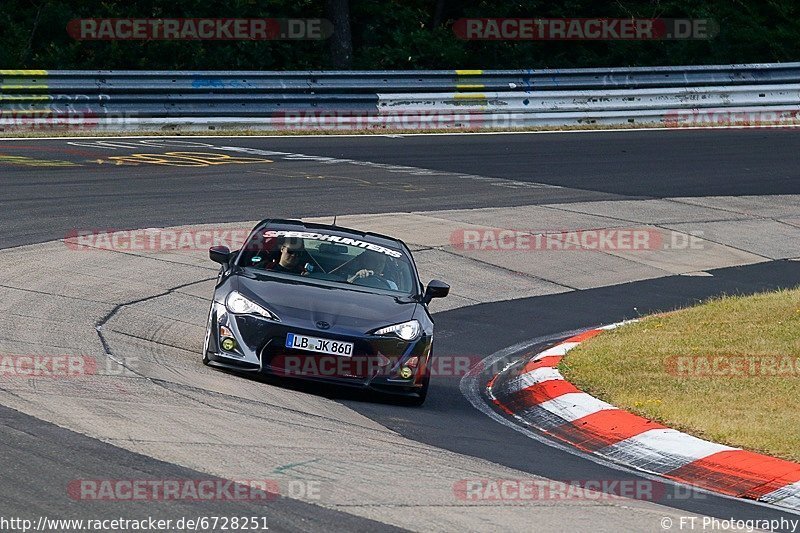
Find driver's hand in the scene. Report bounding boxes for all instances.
[348,269,374,283]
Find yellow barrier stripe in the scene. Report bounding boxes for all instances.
[454,93,486,100]
[1,85,48,90]
[0,109,55,115]
[455,69,483,75]
[456,84,485,90]
[0,95,48,101]
[0,70,47,76]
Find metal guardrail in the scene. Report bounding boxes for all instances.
[2,63,800,132]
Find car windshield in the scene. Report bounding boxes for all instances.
[237,229,417,294]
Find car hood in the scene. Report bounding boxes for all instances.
[235,272,418,333]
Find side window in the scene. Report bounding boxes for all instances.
[238,236,278,266]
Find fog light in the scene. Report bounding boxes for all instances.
[221,337,237,351]
[399,366,413,379]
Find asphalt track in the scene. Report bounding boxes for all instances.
[2,128,800,248]
[0,404,399,532]
[346,259,800,524]
[2,129,800,530]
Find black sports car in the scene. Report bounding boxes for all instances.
[202,219,449,405]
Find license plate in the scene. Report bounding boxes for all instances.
[285,333,354,357]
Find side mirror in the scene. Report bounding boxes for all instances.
[209,246,231,265]
[423,279,450,304]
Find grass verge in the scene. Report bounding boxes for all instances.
[4,121,799,139]
[560,287,800,462]
[0,122,657,138]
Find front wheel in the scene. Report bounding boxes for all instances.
[404,370,430,406]
[202,304,214,366]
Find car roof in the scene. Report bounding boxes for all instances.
[251,218,409,252]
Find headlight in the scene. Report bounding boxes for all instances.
[225,291,279,320]
[374,319,421,341]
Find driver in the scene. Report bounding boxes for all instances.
[347,251,398,290]
[271,237,307,274]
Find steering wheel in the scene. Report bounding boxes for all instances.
[352,274,392,289]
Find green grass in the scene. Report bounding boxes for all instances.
[0,121,738,139]
[560,288,800,462]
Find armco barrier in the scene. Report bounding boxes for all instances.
[2,63,800,132]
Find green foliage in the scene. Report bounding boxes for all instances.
[1,0,799,69]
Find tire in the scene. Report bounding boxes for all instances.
[404,370,430,406]
[202,305,214,366]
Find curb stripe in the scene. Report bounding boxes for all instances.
[515,404,586,432]
[762,481,800,506]
[664,450,800,499]
[548,410,667,453]
[537,392,617,422]
[487,323,800,511]
[505,379,580,409]
[522,355,563,373]
[597,428,736,474]
[504,367,563,394]
[532,341,580,360]
[564,329,604,343]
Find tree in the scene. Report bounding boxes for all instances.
[326,0,352,68]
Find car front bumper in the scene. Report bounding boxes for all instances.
[204,301,432,392]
